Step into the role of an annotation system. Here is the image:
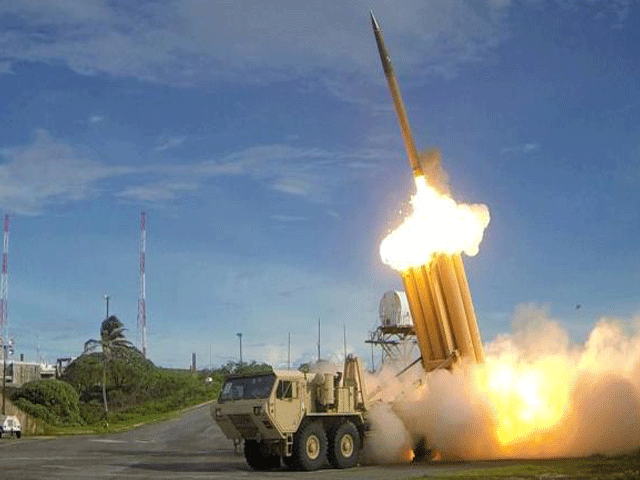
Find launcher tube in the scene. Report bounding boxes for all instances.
[452,254,484,362]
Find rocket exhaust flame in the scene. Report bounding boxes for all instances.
[380,175,490,272]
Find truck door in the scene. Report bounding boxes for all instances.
[272,379,303,433]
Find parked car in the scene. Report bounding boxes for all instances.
[0,415,21,438]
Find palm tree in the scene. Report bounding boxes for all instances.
[84,315,133,427]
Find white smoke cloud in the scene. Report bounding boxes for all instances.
[365,305,640,461]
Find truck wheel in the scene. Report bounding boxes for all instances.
[292,421,327,471]
[412,436,433,462]
[282,454,296,469]
[328,421,360,469]
[244,440,280,470]
[15,431,21,439]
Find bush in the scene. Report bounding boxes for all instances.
[12,379,82,425]
[13,398,56,425]
[78,401,104,425]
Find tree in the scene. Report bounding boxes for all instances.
[83,315,133,426]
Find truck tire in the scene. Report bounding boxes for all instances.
[244,440,280,470]
[15,431,21,439]
[328,421,360,469]
[282,454,296,469]
[291,421,327,471]
[412,436,433,462]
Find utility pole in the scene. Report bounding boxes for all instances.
[1,214,9,416]
[236,332,243,365]
[137,211,147,358]
[2,342,6,415]
[317,318,321,362]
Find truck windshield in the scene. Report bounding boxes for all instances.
[219,374,276,402]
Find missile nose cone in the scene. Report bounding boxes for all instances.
[370,10,380,31]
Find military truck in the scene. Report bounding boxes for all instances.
[212,355,369,471]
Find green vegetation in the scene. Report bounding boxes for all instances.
[424,451,640,479]
[83,315,135,424]
[12,379,82,426]
[10,316,272,434]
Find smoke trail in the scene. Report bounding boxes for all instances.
[365,304,640,461]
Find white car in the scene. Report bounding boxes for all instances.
[0,415,21,439]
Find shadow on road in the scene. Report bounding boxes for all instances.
[96,449,234,458]
[128,462,249,473]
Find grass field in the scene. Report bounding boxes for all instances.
[422,451,640,479]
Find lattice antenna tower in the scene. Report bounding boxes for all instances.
[1,214,9,346]
[137,211,148,358]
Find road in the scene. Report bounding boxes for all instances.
[0,404,490,479]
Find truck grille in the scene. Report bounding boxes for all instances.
[228,414,259,438]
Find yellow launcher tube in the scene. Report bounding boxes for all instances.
[426,261,455,358]
[401,270,434,365]
[452,254,484,363]
[411,265,446,361]
[435,255,476,361]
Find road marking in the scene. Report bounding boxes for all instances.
[90,439,126,443]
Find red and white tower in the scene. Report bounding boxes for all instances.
[137,211,148,358]
[1,214,9,345]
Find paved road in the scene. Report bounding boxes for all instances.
[0,404,491,479]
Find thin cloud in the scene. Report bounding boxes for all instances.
[155,136,187,152]
[500,142,540,155]
[0,61,14,75]
[116,180,198,202]
[0,0,516,90]
[271,215,309,222]
[89,115,104,123]
[0,130,396,214]
[614,99,640,113]
[0,129,135,215]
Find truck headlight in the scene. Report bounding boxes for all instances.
[253,406,262,416]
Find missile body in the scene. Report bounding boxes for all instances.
[370,12,423,179]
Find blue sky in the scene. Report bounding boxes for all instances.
[0,0,638,368]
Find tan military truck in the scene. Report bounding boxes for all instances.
[211,356,369,471]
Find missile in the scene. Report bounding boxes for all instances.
[370,11,423,179]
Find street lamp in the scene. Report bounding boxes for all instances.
[104,294,110,320]
[236,332,242,365]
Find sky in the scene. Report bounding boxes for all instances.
[0,0,639,369]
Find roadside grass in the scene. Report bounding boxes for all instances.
[38,399,215,435]
[423,451,640,479]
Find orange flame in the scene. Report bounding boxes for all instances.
[475,356,573,448]
[380,175,490,271]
